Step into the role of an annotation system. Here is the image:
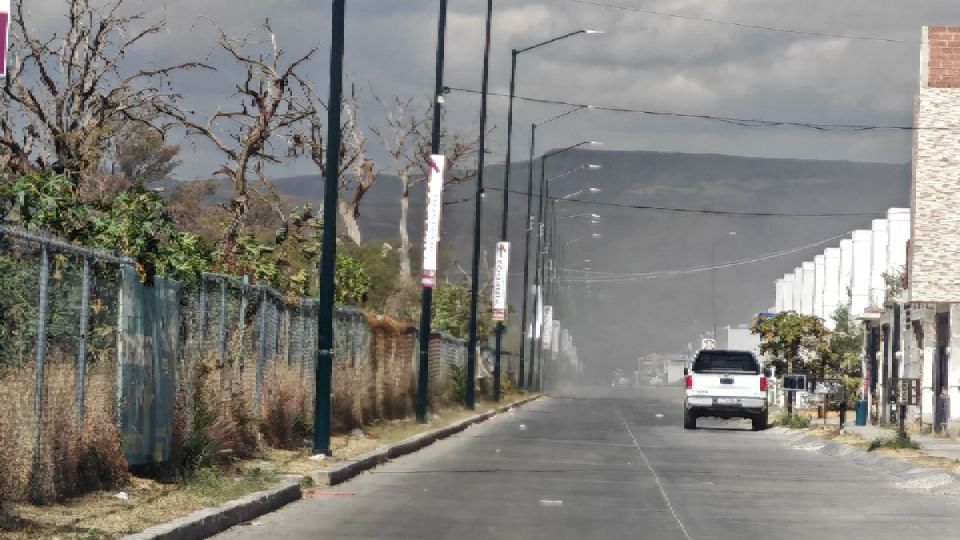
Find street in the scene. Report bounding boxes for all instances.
[215,389,960,540]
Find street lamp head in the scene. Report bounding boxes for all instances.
[588,141,603,146]
[588,187,601,193]
[586,164,603,170]
[585,29,606,34]
[583,259,592,263]
[591,233,602,239]
[590,213,600,218]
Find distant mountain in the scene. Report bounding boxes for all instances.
[165,150,911,377]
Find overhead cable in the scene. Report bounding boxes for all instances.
[484,186,889,217]
[447,87,946,133]
[572,0,920,45]
[559,232,850,282]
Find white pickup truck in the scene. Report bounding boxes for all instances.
[683,349,768,431]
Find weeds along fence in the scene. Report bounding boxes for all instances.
[0,225,467,503]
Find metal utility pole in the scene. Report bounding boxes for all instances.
[416,0,449,424]
[314,0,346,455]
[520,123,536,389]
[499,30,599,394]
[492,49,518,402]
[466,0,494,409]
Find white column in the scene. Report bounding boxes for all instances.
[887,208,910,275]
[870,219,890,309]
[793,266,804,314]
[948,306,960,430]
[814,254,826,318]
[824,248,841,328]
[851,230,873,318]
[839,239,854,307]
[775,279,785,312]
[782,274,795,312]
[801,262,815,316]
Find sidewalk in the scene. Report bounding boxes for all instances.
[843,423,960,461]
[775,406,960,461]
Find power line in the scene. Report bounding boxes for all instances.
[559,231,850,282]
[484,186,889,217]
[572,0,920,45]
[448,87,947,133]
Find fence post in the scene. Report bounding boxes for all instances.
[300,300,307,376]
[256,288,267,413]
[238,276,248,382]
[33,244,51,469]
[218,278,227,366]
[198,277,208,354]
[76,256,91,424]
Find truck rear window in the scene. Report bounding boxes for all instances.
[693,351,759,373]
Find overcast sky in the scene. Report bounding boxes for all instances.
[25,0,960,177]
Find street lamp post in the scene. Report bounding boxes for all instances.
[529,142,601,390]
[520,107,589,389]
[314,0,347,455]
[542,232,601,392]
[501,30,602,390]
[466,0,494,410]
[415,0,449,424]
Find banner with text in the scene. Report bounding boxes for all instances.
[542,305,553,350]
[421,154,445,287]
[492,241,510,321]
[0,0,9,78]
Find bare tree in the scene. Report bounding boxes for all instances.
[297,85,374,246]
[1,0,207,186]
[160,21,317,266]
[374,98,478,280]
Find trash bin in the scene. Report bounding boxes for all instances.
[855,399,868,426]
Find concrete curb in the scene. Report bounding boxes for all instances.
[120,478,302,540]
[310,394,543,486]
[121,394,542,540]
[774,427,960,495]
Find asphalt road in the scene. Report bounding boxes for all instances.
[216,388,960,540]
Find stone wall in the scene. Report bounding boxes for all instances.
[910,27,960,303]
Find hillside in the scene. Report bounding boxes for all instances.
[169,150,910,375]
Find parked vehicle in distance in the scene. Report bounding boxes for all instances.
[684,349,768,431]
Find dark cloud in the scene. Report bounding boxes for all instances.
[24,0,960,173]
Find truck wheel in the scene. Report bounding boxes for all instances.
[684,409,697,429]
[752,412,768,431]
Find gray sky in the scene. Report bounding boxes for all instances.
[25,0,960,177]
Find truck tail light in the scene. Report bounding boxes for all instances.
[760,376,768,392]
[685,374,693,389]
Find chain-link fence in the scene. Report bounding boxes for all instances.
[0,226,467,503]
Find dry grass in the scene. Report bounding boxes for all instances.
[1,394,529,539]
[0,362,128,507]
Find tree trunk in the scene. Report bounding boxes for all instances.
[399,178,412,280]
[338,199,363,245]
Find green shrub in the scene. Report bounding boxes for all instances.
[450,363,467,404]
[868,435,919,451]
[778,413,811,429]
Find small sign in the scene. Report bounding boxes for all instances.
[701,338,716,350]
[542,305,553,350]
[492,241,509,321]
[896,378,921,406]
[783,374,807,392]
[551,321,560,354]
[0,1,8,78]
[420,155,445,287]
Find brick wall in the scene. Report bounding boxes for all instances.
[928,27,960,88]
[910,27,960,302]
